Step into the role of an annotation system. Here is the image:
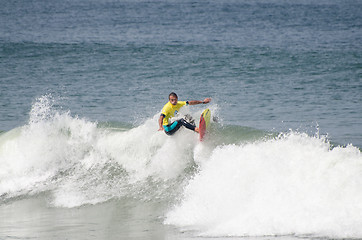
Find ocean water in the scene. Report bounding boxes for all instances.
[1,0,362,239]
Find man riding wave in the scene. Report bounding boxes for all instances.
[158,92,211,135]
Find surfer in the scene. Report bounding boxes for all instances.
[158,92,211,135]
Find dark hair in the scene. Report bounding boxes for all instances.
[169,92,178,99]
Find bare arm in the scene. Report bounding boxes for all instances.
[188,98,211,105]
[158,114,165,131]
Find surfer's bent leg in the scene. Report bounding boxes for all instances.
[164,119,196,135]
[179,118,196,131]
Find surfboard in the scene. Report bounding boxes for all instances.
[199,108,211,141]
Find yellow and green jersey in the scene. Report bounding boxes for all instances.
[161,101,188,125]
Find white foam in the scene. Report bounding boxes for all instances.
[0,95,200,207]
[0,100,99,198]
[165,132,362,238]
[5,95,362,238]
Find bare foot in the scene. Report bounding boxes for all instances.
[194,127,199,133]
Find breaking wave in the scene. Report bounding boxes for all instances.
[1,95,361,238]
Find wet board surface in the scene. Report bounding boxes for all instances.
[199,108,211,141]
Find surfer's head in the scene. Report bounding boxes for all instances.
[169,92,178,105]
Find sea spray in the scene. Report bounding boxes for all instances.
[4,95,362,238]
[0,95,99,200]
[165,132,362,238]
[0,95,199,207]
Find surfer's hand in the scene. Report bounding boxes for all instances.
[158,126,164,131]
[203,98,211,104]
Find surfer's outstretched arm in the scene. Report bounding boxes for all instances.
[188,98,211,105]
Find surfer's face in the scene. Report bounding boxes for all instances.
[169,96,178,105]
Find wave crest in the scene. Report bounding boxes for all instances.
[165,132,362,238]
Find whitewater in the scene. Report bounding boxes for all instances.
[1,95,361,239]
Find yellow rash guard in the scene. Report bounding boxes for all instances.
[161,101,188,126]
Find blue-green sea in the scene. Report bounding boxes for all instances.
[1,0,362,239]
